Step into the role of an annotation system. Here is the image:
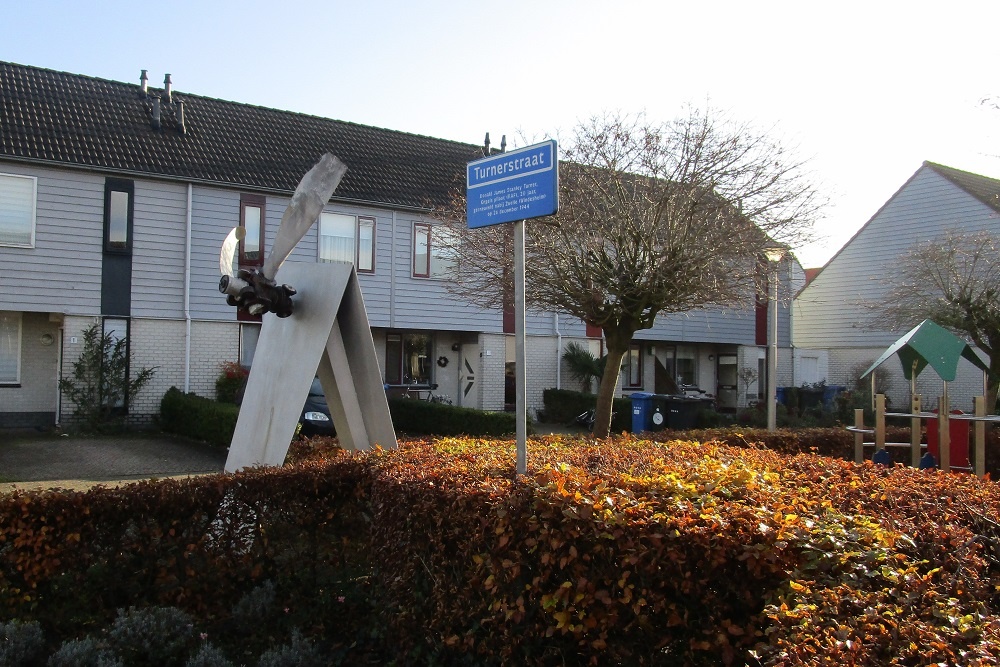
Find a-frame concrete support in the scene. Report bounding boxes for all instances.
[225,262,396,472]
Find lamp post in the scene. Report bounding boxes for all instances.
[765,247,785,432]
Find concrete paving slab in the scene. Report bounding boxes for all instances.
[0,431,227,493]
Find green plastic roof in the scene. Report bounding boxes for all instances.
[862,319,990,382]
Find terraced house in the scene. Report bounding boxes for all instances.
[0,61,798,429]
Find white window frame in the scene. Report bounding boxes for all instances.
[0,173,38,248]
[412,222,456,279]
[0,312,22,385]
[319,212,376,272]
[625,343,643,388]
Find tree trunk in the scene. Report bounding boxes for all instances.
[988,352,1000,413]
[592,331,630,438]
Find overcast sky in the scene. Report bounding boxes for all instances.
[5,0,999,267]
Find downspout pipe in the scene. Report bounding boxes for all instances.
[389,211,396,328]
[184,183,192,393]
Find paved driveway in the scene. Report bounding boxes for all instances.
[0,431,227,493]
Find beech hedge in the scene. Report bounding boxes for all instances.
[2,434,999,665]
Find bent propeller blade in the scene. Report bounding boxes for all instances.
[262,153,348,280]
[220,226,246,277]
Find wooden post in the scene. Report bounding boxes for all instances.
[875,393,886,452]
[910,394,922,468]
[939,384,951,473]
[974,395,986,478]
[854,408,865,463]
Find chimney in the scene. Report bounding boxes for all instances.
[163,73,172,104]
[140,69,148,96]
[152,97,161,130]
[177,100,186,135]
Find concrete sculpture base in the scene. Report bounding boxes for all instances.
[225,262,397,473]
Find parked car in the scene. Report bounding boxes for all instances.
[300,377,336,437]
[235,375,335,438]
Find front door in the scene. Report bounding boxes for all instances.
[459,344,479,408]
[717,354,738,411]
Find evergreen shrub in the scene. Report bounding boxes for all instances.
[388,398,520,436]
[160,387,239,447]
[541,388,631,431]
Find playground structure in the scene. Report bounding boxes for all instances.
[847,319,995,477]
[847,393,996,476]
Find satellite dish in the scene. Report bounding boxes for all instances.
[219,154,347,317]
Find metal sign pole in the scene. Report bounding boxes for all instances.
[514,218,527,476]
[465,138,558,478]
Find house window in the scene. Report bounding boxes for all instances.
[676,346,697,386]
[103,317,129,409]
[0,173,37,247]
[240,194,265,266]
[625,343,642,388]
[413,223,456,278]
[104,178,134,253]
[385,332,433,385]
[0,312,21,384]
[240,323,261,368]
[319,213,375,272]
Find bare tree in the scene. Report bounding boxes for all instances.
[873,231,1000,408]
[437,109,823,437]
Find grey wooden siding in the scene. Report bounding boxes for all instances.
[637,306,763,345]
[0,162,104,315]
[188,187,240,321]
[2,159,781,350]
[389,215,502,332]
[794,166,999,350]
[131,180,189,319]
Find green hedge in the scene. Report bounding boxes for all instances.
[388,398,521,436]
[160,387,238,448]
[160,388,519,444]
[541,388,631,432]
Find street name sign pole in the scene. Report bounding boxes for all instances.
[467,140,558,475]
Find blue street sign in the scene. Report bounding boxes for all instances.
[466,140,558,228]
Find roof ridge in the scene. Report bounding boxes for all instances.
[923,160,1000,183]
[924,160,1000,214]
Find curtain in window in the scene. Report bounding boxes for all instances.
[320,213,355,264]
[0,174,35,246]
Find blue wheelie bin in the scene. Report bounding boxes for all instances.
[630,393,657,434]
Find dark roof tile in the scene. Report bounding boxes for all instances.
[0,61,481,209]
[925,161,1000,214]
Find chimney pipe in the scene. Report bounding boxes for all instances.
[177,100,186,135]
[140,69,148,95]
[163,73,172,103]
[152,97,161,130]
